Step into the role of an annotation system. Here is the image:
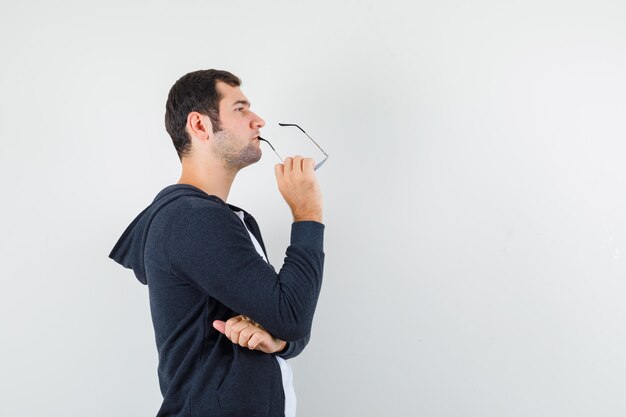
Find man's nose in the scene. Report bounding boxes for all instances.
[251,112,265,129]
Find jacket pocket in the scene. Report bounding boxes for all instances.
[217,349,276,416]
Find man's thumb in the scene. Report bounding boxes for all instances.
[213,320,226,334]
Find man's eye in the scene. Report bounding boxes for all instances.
[236,107,244,112]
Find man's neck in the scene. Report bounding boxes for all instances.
[177,160,237,203]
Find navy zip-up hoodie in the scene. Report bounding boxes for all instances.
[109,184,325,417]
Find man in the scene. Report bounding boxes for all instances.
[109,69,325,417]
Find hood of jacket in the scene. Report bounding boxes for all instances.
[108,184,228,284]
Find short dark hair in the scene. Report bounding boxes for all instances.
[165,69,241,160]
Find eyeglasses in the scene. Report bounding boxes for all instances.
[259,123,329,170]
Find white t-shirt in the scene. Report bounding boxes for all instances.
[234,210,297,417]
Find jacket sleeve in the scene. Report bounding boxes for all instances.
[277,332,311,360]
[168,204,325,342]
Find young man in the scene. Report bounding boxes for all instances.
[109,69,325,417]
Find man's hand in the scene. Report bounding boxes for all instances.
[275,156,323,223]
[213,315,287,354]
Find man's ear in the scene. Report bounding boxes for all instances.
[186,112,213,142]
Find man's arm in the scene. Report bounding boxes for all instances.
[169,156,324,341]
[169,209,323,341]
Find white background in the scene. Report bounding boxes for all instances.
[1,1,625,416]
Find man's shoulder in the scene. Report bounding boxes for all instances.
[147,185,252,239]
[151,184,230,214]
[155,194,234,222]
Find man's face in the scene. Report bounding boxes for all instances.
[211,81,265,171]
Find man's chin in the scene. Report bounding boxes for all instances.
[237,147,262,168]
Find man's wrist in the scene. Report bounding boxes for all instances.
[293,213,323,223]
[275,340,287,353]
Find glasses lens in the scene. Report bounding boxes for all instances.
[314,156,328,171]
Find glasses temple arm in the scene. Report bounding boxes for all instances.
[278,123,328,157]
[258,137,284,162]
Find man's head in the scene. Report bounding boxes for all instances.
[165,69,265,170]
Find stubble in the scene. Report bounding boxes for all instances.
[213,130,262,171]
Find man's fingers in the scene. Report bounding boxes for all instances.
[229,321,251,345]
[274,163,284,180]
[216,315,284,353]
[284,157,293,174]
[238,326,258,348]
[224,315,245,340]
[247,332,264,350]
[275,156,314,178]
[303,157,315,174]
[219,315,278,351]
[292,155,304,175]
